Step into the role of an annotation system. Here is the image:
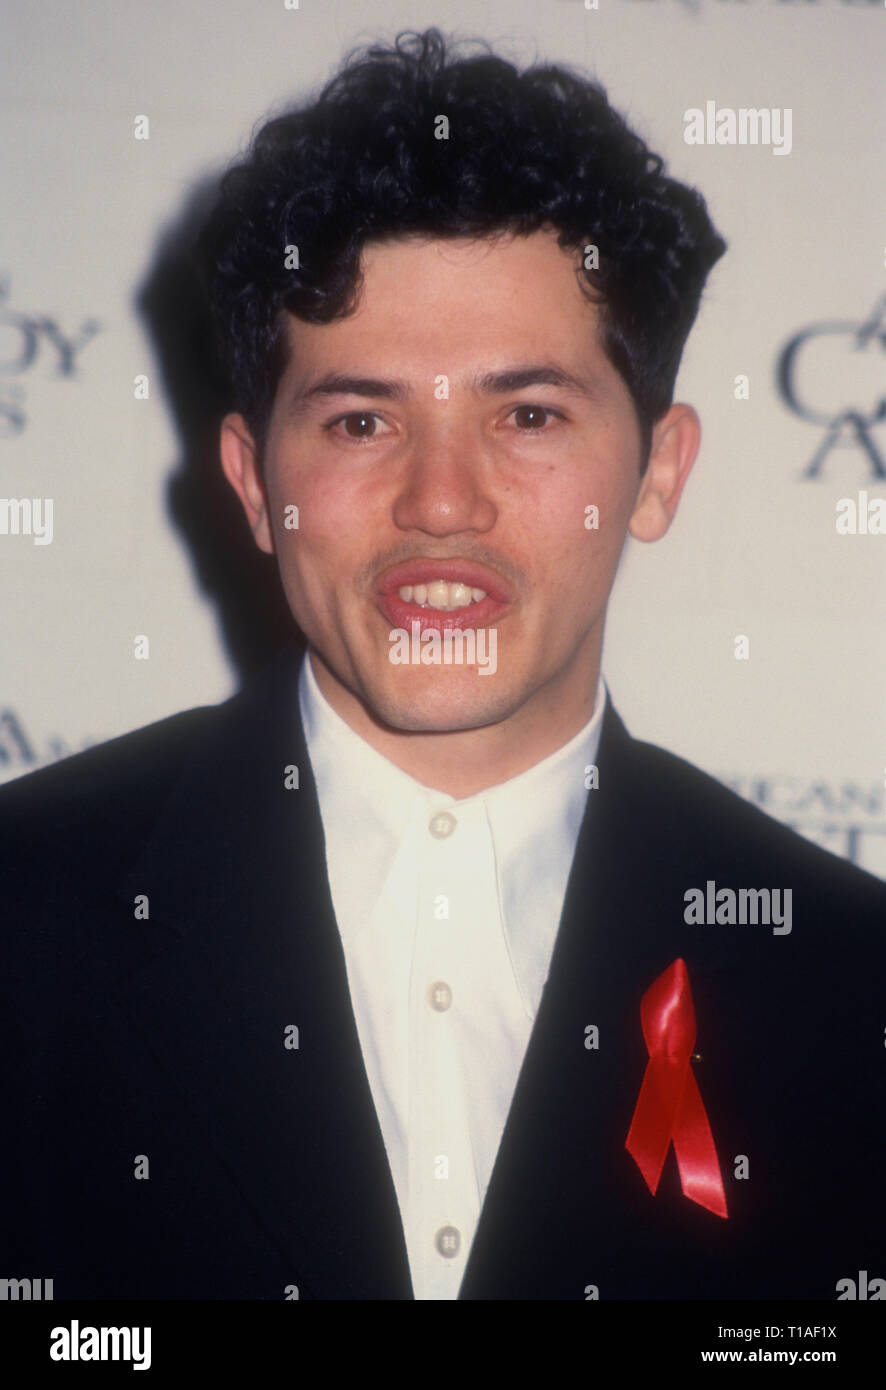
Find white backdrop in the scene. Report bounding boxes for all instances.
[2,0,885,874]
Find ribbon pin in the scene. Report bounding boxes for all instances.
[626,957,728,1218]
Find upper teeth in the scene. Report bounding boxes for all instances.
[398,580,487,610]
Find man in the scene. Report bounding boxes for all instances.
[1,30,884,1302]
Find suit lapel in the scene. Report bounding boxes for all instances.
[460,702,742,1299]
[115,643,412,1299]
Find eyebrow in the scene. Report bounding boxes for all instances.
[287,362,600,413]
[472,364,597,398]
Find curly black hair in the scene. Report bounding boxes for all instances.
[198,28,726,464]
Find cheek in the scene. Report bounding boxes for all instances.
[268,461,360,568]
[578,429,642,533]
[531,457,633,572]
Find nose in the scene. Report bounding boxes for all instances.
[391,421,498,537]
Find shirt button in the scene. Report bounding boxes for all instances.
[429,811,457,839]
[435,1226,461,1258]
[428,981,452,1012]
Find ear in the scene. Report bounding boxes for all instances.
[219,413,274,554]
[628,403,700,543]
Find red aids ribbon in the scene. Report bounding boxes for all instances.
[625,958,728,1218]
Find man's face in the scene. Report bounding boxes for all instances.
[222,230,696,739]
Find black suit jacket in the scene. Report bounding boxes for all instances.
[2,642,885,1300]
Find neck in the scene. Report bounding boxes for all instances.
[307,646,603,798]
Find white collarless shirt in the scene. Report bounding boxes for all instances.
[298,653,607,1300]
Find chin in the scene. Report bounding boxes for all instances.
[362,672,519,736]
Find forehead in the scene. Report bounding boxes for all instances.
[279,230,605,379]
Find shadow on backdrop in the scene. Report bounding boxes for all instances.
[137,175,300,688]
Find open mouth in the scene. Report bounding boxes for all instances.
[377,560,512,631]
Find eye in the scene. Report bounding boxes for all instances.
[508,404,561,431]
[328,411,391,441]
